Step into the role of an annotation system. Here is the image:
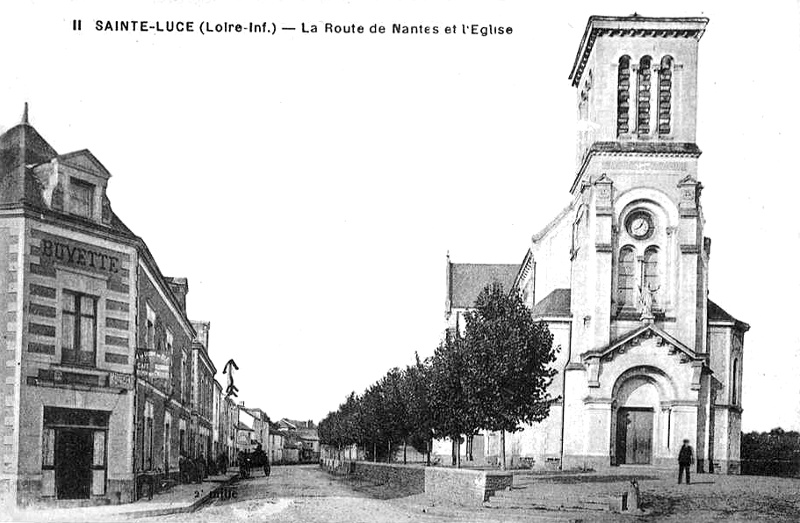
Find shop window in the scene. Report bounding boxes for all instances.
[617,246,636,307]
[617,55,631,135]
[68,178,95,218]
[42,428,56,496]
[92,431,106,495]
[658,56,673,135]
[637,56,652,135]
[61,291,97,367]
[42,428,55,468]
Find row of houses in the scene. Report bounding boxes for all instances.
[269,419,321,465]
[0,108,280,506]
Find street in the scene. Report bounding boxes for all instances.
[150,464,800,523]
[153,464,590,523]
[154,465,441,523]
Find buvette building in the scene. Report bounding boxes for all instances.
[0,108,220,506]
[446,15,749,474]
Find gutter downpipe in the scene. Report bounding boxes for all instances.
[559,319,572,470]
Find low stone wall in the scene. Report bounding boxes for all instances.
[356,462,425,494]
[425,467,512,506]
[321,460,512,506]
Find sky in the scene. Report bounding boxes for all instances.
[1,0,798,432]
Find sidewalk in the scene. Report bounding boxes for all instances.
[2,470,239,522]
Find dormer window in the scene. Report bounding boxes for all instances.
[69,178,94,218]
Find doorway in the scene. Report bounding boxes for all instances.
[616,408,653,465]
[55,428,93,499]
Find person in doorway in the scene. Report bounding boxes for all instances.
[678,439,694,484]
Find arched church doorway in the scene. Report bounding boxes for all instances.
[613,375,661,465]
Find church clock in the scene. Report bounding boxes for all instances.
[625,210,655,240]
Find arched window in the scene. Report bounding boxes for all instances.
[637,56,652,135]
[643,246,660,309]
[617,56,631,135]
[658,56,673,135]
[617,246,636,307]
[732,358,739,405]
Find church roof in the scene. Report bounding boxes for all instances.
[448,262,520,309]
[531,288,571,318]
[532,204,572,243]
[708,300,749,331]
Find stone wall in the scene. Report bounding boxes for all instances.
[321,460,512,506]
[424,467,512,506]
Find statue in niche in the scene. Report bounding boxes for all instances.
[639,283,660,318]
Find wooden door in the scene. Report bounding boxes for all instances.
[56,429,92,499]
[616,408,653,465]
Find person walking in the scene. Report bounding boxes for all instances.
[678,439,694,484]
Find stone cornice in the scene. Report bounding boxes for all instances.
[570,142,702,194]
[569,15,709,87]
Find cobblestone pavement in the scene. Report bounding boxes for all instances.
[145,464,800,523]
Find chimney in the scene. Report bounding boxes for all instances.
[166,277,189,315]
[191,321,210,351]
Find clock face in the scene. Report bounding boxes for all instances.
[626,211,654,240]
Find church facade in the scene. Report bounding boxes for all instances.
[445,15,748,474]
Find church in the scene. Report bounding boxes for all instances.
[445,15,748,474]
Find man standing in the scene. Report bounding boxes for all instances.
[678,439,694,484]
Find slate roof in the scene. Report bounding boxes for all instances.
[708,300,749,330]
[449,263,520,309]
[531,288,572,318]
[529,291,747,329]
[0,118,136,239]
[532,205,572,243]
[236,422,254,432]
[0,122,57,208]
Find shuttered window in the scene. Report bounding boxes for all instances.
[658,56,673,135]
[637,56,652,135]
[617,55,631,135]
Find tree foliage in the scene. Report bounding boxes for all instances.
[462,282,556,434]
[319,282,556,468]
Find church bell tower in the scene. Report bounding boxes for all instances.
[566,15,710,354]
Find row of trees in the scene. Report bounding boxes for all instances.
[741,428,800,477]
[318,283,557,469]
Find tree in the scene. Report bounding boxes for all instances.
[429,332,479,468]
[404,353,435,465]
[462,282,556,470]
[377,368,409,463]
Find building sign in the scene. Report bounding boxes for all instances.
[109,371,134,389]
[135,349,172,392]
[38,233,123,275]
